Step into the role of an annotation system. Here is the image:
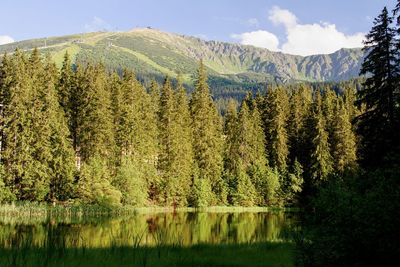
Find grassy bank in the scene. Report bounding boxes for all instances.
[0,242,294,267]
[0,202,297,218]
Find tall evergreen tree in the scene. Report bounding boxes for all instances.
[41,55,75,201]
[58,52,74,117]
[357,7,400,167]
[331,99,358,173]
[75,64,118,204]
[308,91,333,184]
[0,50,46,200]
[190,61,225,206]
[287,85,312,166]
[171,78,194,205]
[158,76,190,205]
[264,86,289,172]
[111,70,158,205]
[232,101,257,206]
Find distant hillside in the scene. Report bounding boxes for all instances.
[0,28,365,96]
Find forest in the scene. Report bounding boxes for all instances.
[0,45,361,208]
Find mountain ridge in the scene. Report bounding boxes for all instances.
[0,28,365,89]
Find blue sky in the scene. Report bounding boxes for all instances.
[0,0,397,55]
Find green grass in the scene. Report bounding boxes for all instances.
[0,242,294,267]
[0,203,294,218]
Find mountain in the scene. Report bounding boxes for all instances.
[0,28,364,95]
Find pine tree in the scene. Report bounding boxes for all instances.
[309,91,333,184]
[41,55,75,201]
[322,88,337,141]
[357,7,399,167]
[58,52,74,118]
[172,78,194,205]
[331,99,358,173]
[232,101,257,206]
[158,77,177,204]
[264,86,289,172]
[190,61,225,206]
[343,85,358,120]
[1,50,45,200]
[75,64,118,204]
[111,70,158,204]
[223,99,239,203]
[287,85,312,166]
[78,64,115,161]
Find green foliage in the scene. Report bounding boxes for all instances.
[264,87,290,172]
[0,164,14,202]
[357,6,400,167]
[77,157,121,207]
[308,91,333,184]
[296,168,400,267]
[0,50,361,209]
[190,61,226,205]
[114,157,147,206]
[331,100,358,173]
[191,176,213,208]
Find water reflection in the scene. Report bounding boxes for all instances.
[0,211,297,248]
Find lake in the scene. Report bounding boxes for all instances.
[0,211,298,267]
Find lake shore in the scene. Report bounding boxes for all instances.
[0,202,299,218]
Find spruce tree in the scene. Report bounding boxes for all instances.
[232,101,257,206]
[223,99,239,203]
[111,70,158,204]
[287,85,312,166]
[309,91,333,184]
[331,99,358,173]
[41,55,75,201]
[264,86,289,172]
[1,50,45,200]
[58,51,74,118]
[75,64,119,204]
[172,78,194,205]
[158,77,178,204]
[190,61,225,206]
[357,7,399,167]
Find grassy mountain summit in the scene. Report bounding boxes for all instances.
[0,28,364,92]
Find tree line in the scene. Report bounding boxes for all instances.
[0,49,359,207]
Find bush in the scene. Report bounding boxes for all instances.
[114,157,148,206]
[76,157,122,207]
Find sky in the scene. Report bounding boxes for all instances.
[0,0,397,56]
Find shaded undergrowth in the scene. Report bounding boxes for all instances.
[0,239,294,267]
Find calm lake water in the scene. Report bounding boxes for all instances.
[0,211,297,248]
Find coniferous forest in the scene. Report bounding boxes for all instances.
[0,1,399,267]
[0,48,360,208]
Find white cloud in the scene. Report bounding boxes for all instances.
[268,6,297,29]
[84,16,112,32]
[231,30,279,51]
[231,6,365,56]
[0,35,14,45]
[281,22,365,56]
